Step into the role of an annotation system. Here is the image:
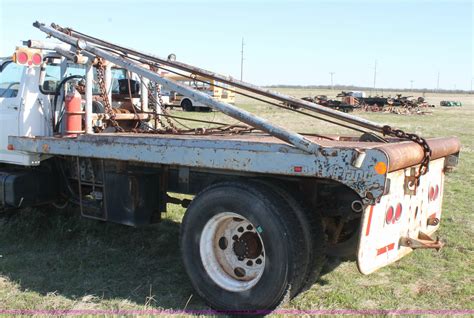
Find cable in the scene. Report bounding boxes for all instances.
[126,58,370,138]
[109,49,379,138]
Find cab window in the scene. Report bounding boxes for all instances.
[0,61,24,98]
[42,61,96,94]
[110,68,126,93]
[42,61,126,95]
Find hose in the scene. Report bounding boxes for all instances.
[52,75,84,132]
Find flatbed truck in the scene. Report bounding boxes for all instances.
[0,22,461,311]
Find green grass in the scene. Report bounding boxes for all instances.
[0,89,473,313]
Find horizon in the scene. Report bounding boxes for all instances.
[0,0,472,90]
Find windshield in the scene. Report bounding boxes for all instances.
[0,61,24,98]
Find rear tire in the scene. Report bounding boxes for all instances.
[255,181,326,291]
[180,181,309,311]
[181,99,194,112]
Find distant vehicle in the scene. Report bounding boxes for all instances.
[163,73,235,111]
[346,91,366,98]
[440,100,462,107]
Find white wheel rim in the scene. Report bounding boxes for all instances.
[200,212,266,292]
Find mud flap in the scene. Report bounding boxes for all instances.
[357,158,445,274]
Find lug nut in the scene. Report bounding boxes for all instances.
[218,237,228,250]
[234,267,245,278]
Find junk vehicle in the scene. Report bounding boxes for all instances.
[0,22,461,311]
[440,100,462,107]
[161,72,235,111]
[286,95,355,112]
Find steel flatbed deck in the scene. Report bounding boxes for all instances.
[9,133,460,203]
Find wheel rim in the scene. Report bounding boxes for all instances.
[200,212,266,292]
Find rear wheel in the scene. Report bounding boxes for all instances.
[180,181,309,311]
[181,99,194,112]
[256,180,326,291]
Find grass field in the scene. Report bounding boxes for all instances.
[0,88,473,313]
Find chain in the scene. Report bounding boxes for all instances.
[382,125,432,184]
[96,58,124,132]
[149,66,179,133]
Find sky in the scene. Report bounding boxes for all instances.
[0,0,472,90]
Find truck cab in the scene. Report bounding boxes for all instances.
[0,56,47,165]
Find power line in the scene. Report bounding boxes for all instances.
[329,72,335,90]
[240,37,244,81]
[373,60,377,95]
[436,72,440,91]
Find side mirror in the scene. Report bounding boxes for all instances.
[0,60,13,73]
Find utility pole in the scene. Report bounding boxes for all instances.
[436,72,440,91]
[373,60,377,95]
[329,72,335,90]
[410,80,414,90]
[240,37,244,81]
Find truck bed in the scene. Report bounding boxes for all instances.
[9,132,460,204]
[9,132,460,172]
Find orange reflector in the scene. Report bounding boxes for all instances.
[7,144,14,151]
[374,162,387,175]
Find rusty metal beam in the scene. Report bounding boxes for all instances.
[377,137,460,172]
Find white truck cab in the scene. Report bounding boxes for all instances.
[0,57,50,166]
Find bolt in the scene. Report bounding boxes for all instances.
[218,237,228,250]
[234,267,245,278]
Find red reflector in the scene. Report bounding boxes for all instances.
[293,166,302,173]
[434,185,439,200]
[31,53,42,65]
[394,203,402,221]
[17,52,28,64]
[377,243,395,256]
[7,144,14,151]
[429,186,434,201]
[385,206,394,224]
